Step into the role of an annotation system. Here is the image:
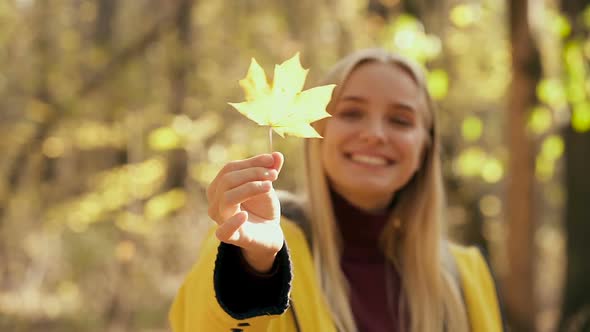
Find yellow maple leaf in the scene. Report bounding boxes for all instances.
[229,53,335,138]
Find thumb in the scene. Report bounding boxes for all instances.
[271,151,285,174]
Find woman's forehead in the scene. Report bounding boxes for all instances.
[338,62,423,103]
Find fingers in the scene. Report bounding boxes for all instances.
[221,181,272,209]
[221,154,275,173]
[206,152,285,226]
[207,154,274,202]
[209,168,276,221]
[218,167,278,194]
[215,181,273,221]
[216,211,248,243]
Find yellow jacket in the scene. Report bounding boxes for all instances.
[169,217,503,331]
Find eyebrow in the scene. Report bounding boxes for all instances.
[339,95,416,113]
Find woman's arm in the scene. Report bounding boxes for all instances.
[169,227,292,332]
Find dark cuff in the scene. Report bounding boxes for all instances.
[214,242,292,320]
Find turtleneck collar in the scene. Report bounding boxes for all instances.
[331,189,395,262]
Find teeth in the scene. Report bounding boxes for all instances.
[350,154,388,166]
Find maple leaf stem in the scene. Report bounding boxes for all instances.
[268,126,273,152]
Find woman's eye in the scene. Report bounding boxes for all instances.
[389,116,412,126]
[337,109,363,119]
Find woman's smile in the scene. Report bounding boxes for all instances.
[345,152,395,168]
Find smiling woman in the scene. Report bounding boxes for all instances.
[169,49,504,332]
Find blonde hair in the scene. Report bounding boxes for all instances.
[302,48,469,332]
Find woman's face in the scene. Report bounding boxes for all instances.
[321,61,428,211]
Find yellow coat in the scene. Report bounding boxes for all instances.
[169,217,503,331]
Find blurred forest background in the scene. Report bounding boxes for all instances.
[0,0,589,331]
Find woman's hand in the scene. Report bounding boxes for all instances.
[207,152,285,273]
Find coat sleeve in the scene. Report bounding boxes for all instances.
[168,226,292,332]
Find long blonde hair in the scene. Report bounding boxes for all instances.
[302,48,469,332]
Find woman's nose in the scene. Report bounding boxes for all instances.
[359,118,386,143]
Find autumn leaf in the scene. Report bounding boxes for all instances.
[229,53,335,138]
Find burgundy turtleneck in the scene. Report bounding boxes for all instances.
[331,190,403,332]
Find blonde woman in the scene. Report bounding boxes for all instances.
[169,49,503,331]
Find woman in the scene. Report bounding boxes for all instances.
[169,49,503,331]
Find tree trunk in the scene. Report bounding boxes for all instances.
[0,0,53,289]
[165,0,194,190]
[560,0,590,330]
[95,0,117,49]
[505,0,542,330]
[561,127,590,331]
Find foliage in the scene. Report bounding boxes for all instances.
[229,54,334,139]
